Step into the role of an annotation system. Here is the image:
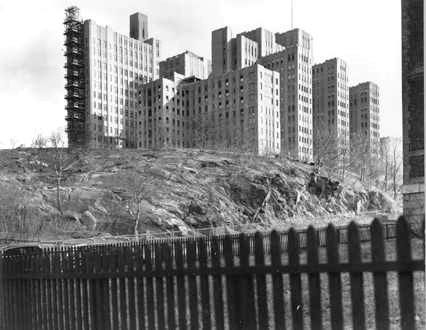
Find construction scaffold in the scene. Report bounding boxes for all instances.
[64,6,86,147]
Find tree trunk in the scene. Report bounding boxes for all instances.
[56,176,62,215]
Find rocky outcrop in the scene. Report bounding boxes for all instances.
[0,148,400,238]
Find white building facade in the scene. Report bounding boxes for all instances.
[312,58,350,161]
[137,64,281,155]
[64,8,161,148]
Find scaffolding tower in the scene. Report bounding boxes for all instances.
[64,6,86,148]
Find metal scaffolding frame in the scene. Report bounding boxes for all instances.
[64,6,86,148]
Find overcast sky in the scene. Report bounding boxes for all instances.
[0,0,402,148]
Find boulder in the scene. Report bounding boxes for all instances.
[81,210,97,230]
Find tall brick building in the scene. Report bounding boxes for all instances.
[401,0,424,230]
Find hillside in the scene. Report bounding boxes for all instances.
[0,148,400,240]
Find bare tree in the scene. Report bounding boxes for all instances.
[390,139,402,198]
[117,167,156,238]
[32,134,48,149]
[380,140,390,191]
[9,138,18,149]
[313,119,350,179]
[48,131,69,215]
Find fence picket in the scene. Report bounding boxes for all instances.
[155,242,166,330]
[371,218,389,330]
[211,236,225,330]
[326,224,343,330]
[307,226,322,330]
[29,253,37,330]
[42,251,49,330]
[5,259,11,329]
[288,228,304,330]
[51,249,58,330]
[110,247,120,330]
[187,238,199,330]
[348,221,366,330]
[270,230,286,330]
[396,216,415,330]
[35,254,42,330]
[102,245,112,330]
[175,239,187,330]
[164,241,175,330]
[69,248,77,330]
[198,237,211,329]
[255,232,268,330]
[16,254,24,330]
[238,233,257,329]
[224,234,238,329]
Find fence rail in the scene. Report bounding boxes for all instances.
[0,220,398,251]
[0,217,423,330]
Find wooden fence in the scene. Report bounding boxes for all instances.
[0,217,424,330]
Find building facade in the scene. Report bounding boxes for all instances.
[64,7,161,148]
[349,82,380,155]
[137,64,281,155]
[401,0,424,229]
[211,27,313,160]
[159,51,211,80]
[211,27,284,76]
[263,29,314,161]
[312,58,349,162]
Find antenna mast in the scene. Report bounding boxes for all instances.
[291,0,294,29]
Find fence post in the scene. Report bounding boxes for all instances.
[307,225,322,330]
[187,238,199,330]
[109,245,120,330]
[270,230,286,330]
[155,242,166,330]
[164,241,176,330]
[198,237,211,329]
[81,246,90,330]
[396,216,415,330]
[238,232,256,330]
[370,218,389,330]
[288,228,303,330]
[224,234,238,329]
[211,236,225,330]
[127,243,137,330]
[174,239,186,330]
[326,224,343,330]
[348,221,366,330]
[254,232,268,330]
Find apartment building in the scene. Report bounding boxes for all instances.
[159,51,211,80]
[137,63,281,155]
[211,27,284,76]
[401,0,424,228]
[312,58,349,161]
[259,29,314,161]
[349,82,380,154]
[64,7,161,148]
[211,27,313,160]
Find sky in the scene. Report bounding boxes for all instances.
[0,0,402,148]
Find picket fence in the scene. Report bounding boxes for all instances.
[0,217,424,330]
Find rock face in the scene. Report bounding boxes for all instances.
[0,148,400,237]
